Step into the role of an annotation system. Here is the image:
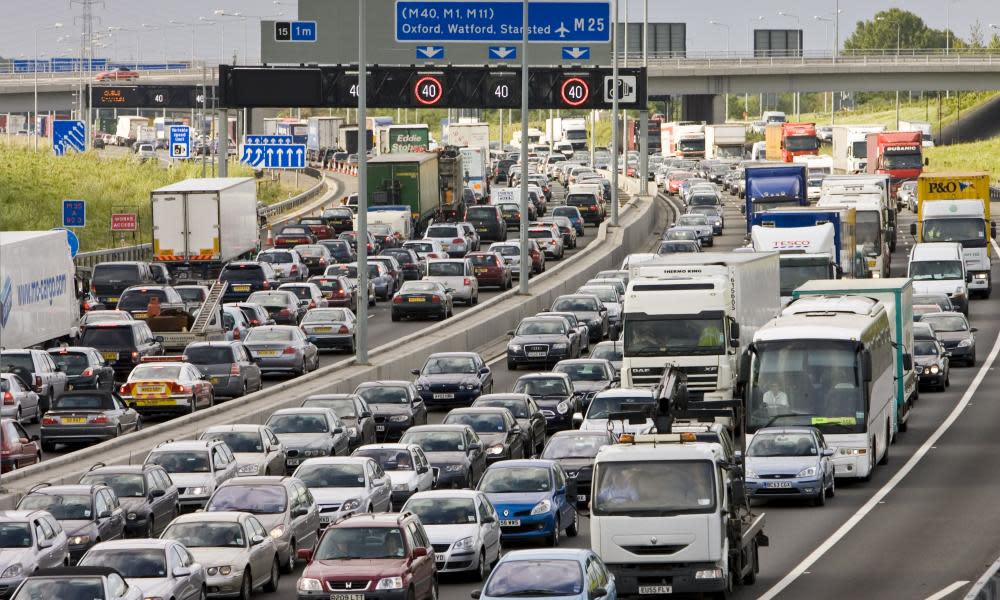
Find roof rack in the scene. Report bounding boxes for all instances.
[155,439,175,447]
[26,483,52,493]
[88,462,106,472]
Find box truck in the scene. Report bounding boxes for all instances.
[832,124,884,174]
[743,164,809,232]
[866,131,924,194]
[150,178,260,280]
[376,124,431,155]
[705,124,747,159]
[0,231,81,349]
[751,223,841,302]
[766,122,819,162]
[114,115,149,146]
[338,126,375,155]
[367,152,466,230]
[899,120,934,147]
[306,116,345,162]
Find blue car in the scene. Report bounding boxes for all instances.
[552,206,586,237]
[474,549,617,600]
[744,426,836,506]
[477,459,578,545]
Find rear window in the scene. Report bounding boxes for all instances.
[53,394,114,410]
[220,265,265,282]
[428,262,465,277]
[118,289,168,311]
[247,292,292,307]
[528,229,553,239]
[93,264,142,283]
[281,287,311,300]
[295,246,325,258]
[427,226,459,238]
[566,194,598,206]
[466,207,498,221]
[552,207,579,218]
[80,327,135,349]
[492,245,519,256]
[469,254,497,266]
[184,346,235,364]
[259,252,293,263]
[176,288,205,303]
[0,354,35,373]
[49,352,91,374]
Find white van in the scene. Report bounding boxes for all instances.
[908,242,969,315]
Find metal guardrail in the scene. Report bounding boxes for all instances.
[73,168,328,271]
[990,185,1000,203]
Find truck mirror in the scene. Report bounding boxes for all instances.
[737,350,751,387]
[731,479,748,508]
[909,223,917,236]
[902,353,913,372]
[924,157,930,166]
[729,322,740,344]
[967,273,973,283]
[992,222,997,239]
[861,350,873,382]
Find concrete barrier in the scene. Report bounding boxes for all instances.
[0,178,660,506]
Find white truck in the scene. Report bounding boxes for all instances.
[545,117,588,151]
[307,116,345,162]
[0,231,81,349]
[818,186,890,278]
[459,147,489,200]
[591,433,767,598]
[114,115,150,146]
[750,223,841,303]
[621,253,781,415]
[899,120,934,147]
[150,178,260,280]
[705,124,747,159]
[832,124,885,174]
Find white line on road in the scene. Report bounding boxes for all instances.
[758,322,1000,599]
[924,581,969,600]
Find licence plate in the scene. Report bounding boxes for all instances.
[210,377,220,384]
[287,458,301,466]
[499,519,520,527]
[137,384,168,396]
[320,515,333,523]
[408,297,425,303]
[376,425,386,432]
[62,417,87,424]
[639,586,672,595]
[233,285,251,292]
[101,352,118,361]
[315,327,333,333]
[433,393,454,400]
[106,297,119,303]
[257,350,279,357]
[435,553,446,562]
[477,227,488,232]
[527,352,546,358]
[135,398,175,406]
[475,267,487,274]
[133,312,148,319]
[577,494,587,502]
[330,594,364,600]
[764,481,793,489]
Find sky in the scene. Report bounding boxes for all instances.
[2,0,997,63]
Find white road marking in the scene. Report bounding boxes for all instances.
[487,352,507,366]
[992,238,1000,256]
[924,580,969,600]
[758,325,1000,600]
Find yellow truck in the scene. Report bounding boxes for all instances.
[765,123,783,161]
[911,172,995,297]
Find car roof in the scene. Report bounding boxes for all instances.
[404,424,470,433]
[203,424,266,433]
[171,511,247,524]
[447,407,511,415]
[426,352,479,358]
[487,459,557,470]
[593,388,653,398]
[356,380,411,387]
[330,512,412,528]
[407,489,480,501]
[356,443,417,451]
[32,566,120,578]
[501,548,592,562]
[300,456,373,466]
[84,464,156,475]
[47,346,97,354]
[517,372,571,380]
[26,484,100,496]
[0,510,52,523]
[152,440,216,451]
[84,538,175,550]
[271,407,334,415]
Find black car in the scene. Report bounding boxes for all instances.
[116,285,187,319]
[540,430,616,508]
[301,393,377,450]
[48,347,116,391]
[493,159,516,184]
[79,463,180,537]
[506,316,579,369]
[920,311,977,366]
[913,337,950,391]
[465,205,507,243]
[218,261,280,302]
[273,225,316,248]
[78,322,163,380]
[538,312,590,354]
[565,192,605,225]
[512,372,579,433]
[443,407,526,462]
[380,248,424,281]
[318,239,357,264]
[16,484,126,563]
[550,294,609,342]
[90,261,156,308]
[369,255,403,293]
[245,290,305,325]
[472,393,548,457]
[399,424,487,489]
[353,381,428,442]
[410,352,494,408]
[391,281,454,321]
[321,207,355,233]
[552,358,618,407]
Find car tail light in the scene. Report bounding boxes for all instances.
[81,368,94,378]
[33,375,42,390]
[290,265,299,274]
[90,415,109,424]
[170,382,189,394]
[338,325,349,334]
[549,240,556,245]
[230,363,241,375]
[119,383,131,394]
[431,295,442,304]
[309,300,316,309]
[233,327,241,340]
[463,278,471,286]
[452,238,464,244]
[282,346,297,355]
[404,263,416,269]
[262,281,271,290]
[41,416,58,425]
[336,289,346,297]
[90,282,97,293]
[131,351,140,362]
[280,309,290,316]
[250,319,260,326]
[2,392,13,405]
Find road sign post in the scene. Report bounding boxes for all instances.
[169,125,191,159]
[610,0,619,227]
[519,0,530,295]
[62,199,86,228]
[357,0,369,365]
[239,144,306,168]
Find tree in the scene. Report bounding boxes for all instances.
[843,8,950,51]
[967,20,986,48]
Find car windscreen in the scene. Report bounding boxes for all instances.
[747,432,819,457]
[0,523,32,548]
[203,431,263,453]
[80,327,135,348]
[48,352,91,374]
[183,346,234,364]
[913,340,939,356]
[404,498,477,525]
[79,473,146,498]
[356,386,409,404]
[266,414,329,434]
[207,485,287,514]
[445,412,507,433]
[302,397,357,418]
[315,526,406,560]
[12,579,105,599]
[585,396,654,419]
[921,314,968,332]
[553,363,609,382]
[400,431,466,452]
[552,297,599,312]
[541,434,608,459]
[590,344,622,362]
[422,356,477,374]
[479,466,551,493]
[79,548,167,578]
[515,319,565,336]
[294,463,366,487]
[477,399,528,418]
[485,560,583,597]
[353,448,414,471]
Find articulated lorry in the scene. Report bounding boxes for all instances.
[751,207,865,280]
[150,178,260,280]
[911,172,994,297]
[338,126,375,155]
[306,116,345,162]
[743,163,808,233]
[366,150,466,232]
[545,117,587,151]
[114,115,150,146]
[765,122,818,162]
[705,124,747,159]
[0,231,81,349]
[621,252,781,417]
[831,124,884,174]
[792,278,917,437]
[823,173,897,252]
[866,131,924,194]
[818,182,890,278]
[750,223,841,303]
[376,124,430,155]
[661,121,706,158]
[899,120,934,147]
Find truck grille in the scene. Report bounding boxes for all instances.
[620,544,688,556]
[628,366,664,386]
[674,365,720,393]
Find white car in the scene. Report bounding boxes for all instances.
[572,388,656,439]
[424,223,472,258]
[256,249,307,282]
[403,239,449,261]
[351,443,435,509]
[488,242,524,275]
[424,258,480,305]
[277,282,328,309]
[401,490,502,581]
[136,144,156,161]
[293,456,393,526]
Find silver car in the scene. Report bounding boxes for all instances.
[293,456,392,527]
[0,510,69,593]
[143,439,239,510]
[0,374,40,424]
[424,258,479,305]
[160,511,280,598]
[199,424,286,477]
[243,325,319,375]
[278,282,328,310]
[256,248,307,282]
[401,490,501,581]
[674,214,714,246]
[183,341,262,399]
[79,538,207,600]
[299,307,358,353]
[206,476,321,574]
[266,407,351,472]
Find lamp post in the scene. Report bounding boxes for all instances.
[709,20,732,55]
[170,19,215,65]
[778,11,801,118]
[747,15,763,54]
[814,15,833,57]
[33,22,63,151]
[215,10,283,65]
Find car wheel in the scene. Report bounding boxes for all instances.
[391,312,401,322]
[548,516,560,546]
[30,405,40,424]
[41,439,56,453]
[281,539,296,573]
[145,517,155,538]
[506,359,516,370]
[566,509,579,537]
[475,549,488,581]
[240,382,248,397]
[814,487,826,507]
[238,570,252,600]
[826,475,836,498]
[198,586,208,600]
[15,408,21,425]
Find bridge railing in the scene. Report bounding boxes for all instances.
[621,48,1000,68]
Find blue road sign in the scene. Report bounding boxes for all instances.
[52,120,86,156]
[416,45,445,59]
[245,135,293,145]
[275,21,317,42]
[62,199,86,228]
[240,144,306,169]
[489,46,518,60]
[562,46,591,60]
[51,228,80,258]
[395,1,610,43]
[169,126,191,159]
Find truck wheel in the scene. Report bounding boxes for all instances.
[878,424,890,465]
[743,542,759,584]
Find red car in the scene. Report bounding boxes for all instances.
[0,418,41,472]
[666,170,694,195]
[95,67,139,81]
[467,251,513,289]
[297,512,437,600]
[299,217,334,240]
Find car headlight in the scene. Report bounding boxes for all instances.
[959,339,973,347]
[415,384,426,390]
[556,401,569,415]
[206,566,232,576]
[486,444,505,455]
[797,466,818,478]
[530,499,552,515]
[839,448,867,455]
[1,564,23,578]
[393,483,410,491]
[269,525,285,539]
[185,487,207,496]
[389,415,410,423]
[298,578,323,592]
[445,464,465,472]
[453,536,475,552]
[70,535,92,546]
[930,365,940,374]
[589,319,602,327]
[376,577,404,590]
[341,498,362,512]
[551,343,568,350]
[508,344,523,353]
[238,464,261,474]
[744,467,758,479]
[975,273,988,280]
[126,512,139,521]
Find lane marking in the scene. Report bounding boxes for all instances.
[925,580,969,600]
[759,323,1000,600]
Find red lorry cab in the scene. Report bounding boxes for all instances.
[865,131,924,193]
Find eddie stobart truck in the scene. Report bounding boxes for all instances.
[910,172,994,298]
[366,150,466,233]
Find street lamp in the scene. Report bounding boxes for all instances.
[747,15,764,53]
[777,11,800,25]
[875,15,901,55]
[214,9,283,64]
[709,21,732,55]
[33,22,63,151]
[946,0,961,54]
[170,19,215,65]
[814,15,833,56]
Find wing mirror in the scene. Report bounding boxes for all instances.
[412,546,429,558]
[822,448,836,457]
[468,442,483,453]
[411,368,421,376]
[172,566,192,578]
[250,535,265,546]
[572,412,584,427]
[154,336,165,343]
[149,489,166,499]
[297,548,314,561]
[98,510,112,519]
